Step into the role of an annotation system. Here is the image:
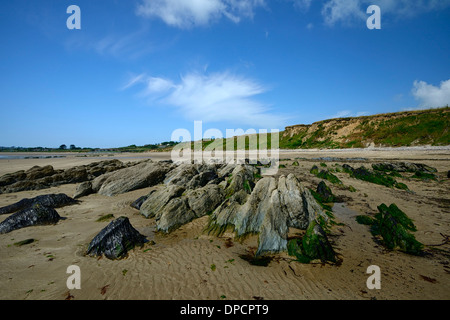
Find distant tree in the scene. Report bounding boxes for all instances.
[70,144,76,150]
[59,144,67,150]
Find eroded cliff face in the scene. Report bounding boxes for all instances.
[281,107,449,149]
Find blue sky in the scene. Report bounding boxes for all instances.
[1,0,449,148]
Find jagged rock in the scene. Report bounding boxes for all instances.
[0,193,78,215]
[130,195,149,210]
[25,165,56,180]
[94,161,174,196]
[185,184,225,217]
[0,204,61,234]
[0,160,127,194]
[372,162,437,173]
[224,165,258,198]
[61,167,89,183]
[155,197,196,233]
[164,163,200,187]
[140,185,186,218]
[73,182,93,199]
[0,171,26,187]
[86,216,147,260]
[209,174,328,255]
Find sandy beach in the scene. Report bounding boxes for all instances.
[0,148,449,300]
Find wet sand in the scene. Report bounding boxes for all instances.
[0,148,449,300]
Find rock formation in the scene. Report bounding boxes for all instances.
[86,216,147,260]
[0,159,126,194]
[0,193,78,215]
[208,173,328,256]
[92,160,174,197]
[0,203,61,234]
[372,162,437,173]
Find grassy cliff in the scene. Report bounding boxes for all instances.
[280,107,449,149]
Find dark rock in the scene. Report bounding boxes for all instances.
[130,195,149,210]
[0,193,78,215]
[0,160,127,195]
[0,204,61,234]
[86,216,147,260]
[316,181,334,203]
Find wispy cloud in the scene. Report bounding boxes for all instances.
[136,0,266,28]
[321,0,450,26]
[412,79,450,108]
[64,28,158,60]
[124,70,287,128]
[332,110,370,118]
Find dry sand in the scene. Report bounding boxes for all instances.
[0,149,449,300]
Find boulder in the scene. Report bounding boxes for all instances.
[0,204,61,234]
[0,193,78,215]
[86,216,147,260]
[155,197,196,233]
[95,161,174,196]
[73,182,93,199]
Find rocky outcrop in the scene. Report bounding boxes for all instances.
[93,161,174,196]
[372,162,437,173]
[86,216,147,260]
[0,203,61,234]
[0,193,78,215]
[136,164,257,233]
[0,159,127,194]
[208,174,328,256]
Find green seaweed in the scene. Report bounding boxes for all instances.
[361,203,423,255]
[355,215,375,225]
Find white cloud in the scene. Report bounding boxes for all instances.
[290,0,313,11]
[332,110,369,118]
[412,79,450,108]
[321,0,450,26]
[125,71,286,128]
[136,0,266,28]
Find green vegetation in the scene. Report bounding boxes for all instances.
[279,107,449,149]
[96,214,115,222]
[310,166,343,185]
[343,165,409,190]
[287,220,337,264]
[359,204,423,255]
[412,171,437,181]
[14,239,35,246]
[355,215,375,225]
